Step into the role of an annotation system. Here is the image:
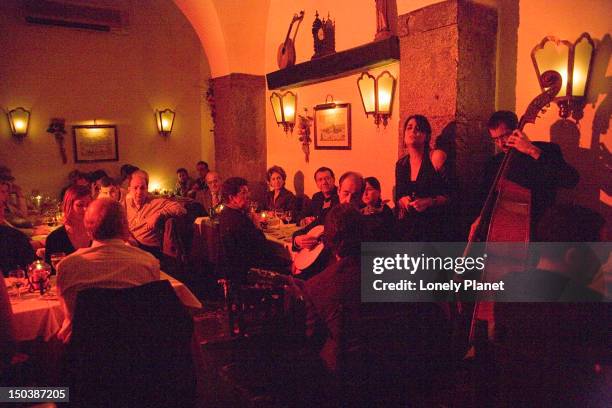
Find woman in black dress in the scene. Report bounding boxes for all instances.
[264,165,296,216]
[45,185,92,271]
[361,177,395,241]
[395,115,450,241]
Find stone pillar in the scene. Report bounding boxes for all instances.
[397,0,497,236]
[212,73,268,199]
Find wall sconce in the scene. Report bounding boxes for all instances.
[357,70,396,127]
[531,32,595,122]
[6,107,31,137]
[270,91,297,133]
[155,109,175,136]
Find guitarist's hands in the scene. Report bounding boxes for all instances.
[295,234,318,250]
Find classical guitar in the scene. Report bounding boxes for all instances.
[277,10,304,70]
[293,224,325,273]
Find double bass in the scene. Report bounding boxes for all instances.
[462,70,563,352]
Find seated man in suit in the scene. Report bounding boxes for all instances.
[57,198,160,342]
[217,177,286,285]
[194,171,222,213]
[297,167,339,226]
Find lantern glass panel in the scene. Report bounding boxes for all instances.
[357,74,376,114]
[535,41,570,97]
[9,108,30,135]
[377,72,395,114]
[270,93,283,124]
[572,38,593,97]
[160,110,175,132]
[282,92,296,124]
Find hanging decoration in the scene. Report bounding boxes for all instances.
[46,118,67,164]
[297,108,313,162]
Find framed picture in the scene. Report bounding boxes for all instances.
[72,125,119,163]
[314,102,351,150]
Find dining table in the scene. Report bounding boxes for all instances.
[8,271,201,342]
[191,216,299,266]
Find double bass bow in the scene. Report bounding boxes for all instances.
[462,70,563,352]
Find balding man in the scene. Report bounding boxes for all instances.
[125,170,186,259]
[57,198,160,342]
[194,171,222,214]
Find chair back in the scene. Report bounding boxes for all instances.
[65,280,196,408]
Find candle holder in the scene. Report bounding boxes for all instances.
[27,260,52,295]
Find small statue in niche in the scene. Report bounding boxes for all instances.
[311,11,335,59]
[374,0,397,41]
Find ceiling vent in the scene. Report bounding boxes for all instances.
[23,0,129,33]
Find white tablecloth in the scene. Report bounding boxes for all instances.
[9,272,201,342]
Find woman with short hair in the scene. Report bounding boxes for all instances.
[265,165,296,216]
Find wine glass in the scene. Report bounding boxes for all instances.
[274,209,284,228]
[282,210,294,225]
[8,269,26,299]
[50,252,66,272]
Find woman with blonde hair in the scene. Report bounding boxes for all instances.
[45,185,92,271]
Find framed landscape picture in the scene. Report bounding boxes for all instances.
[314,102,351,150]
[72,125,119,163]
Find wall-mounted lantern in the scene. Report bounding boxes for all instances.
[357,70,396,127]
[7,107,31,137]
[270,91,297,133]
[531,32,595,122]
[156,109,175,136]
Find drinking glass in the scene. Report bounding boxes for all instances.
[50,252,66,271]
[282,210,293,225]
[8,269,26,299]
[274,209,284,228]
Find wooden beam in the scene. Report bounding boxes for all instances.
[266,36,400,90]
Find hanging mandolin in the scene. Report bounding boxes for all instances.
[277,10,304,69]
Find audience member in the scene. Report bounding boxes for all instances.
[265,165,296,214]
[45,185,92,272]
[192,161,210,192]
[60,170,89,201]
[195,171,222,213]
[218,177,283,285]
[0,181,35,275]
[124,170,186,259]
[361,177,395,241]
[174,168,194,197]
[56,198,160,342]
[0,166,28,221]
[117,164,139,197]
[494,204,609,406]
[297,167,338,226]
[97,176,121,202]
[89,169,109,198]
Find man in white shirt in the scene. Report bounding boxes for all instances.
[124,170,186,258]
[56,198,160,342]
